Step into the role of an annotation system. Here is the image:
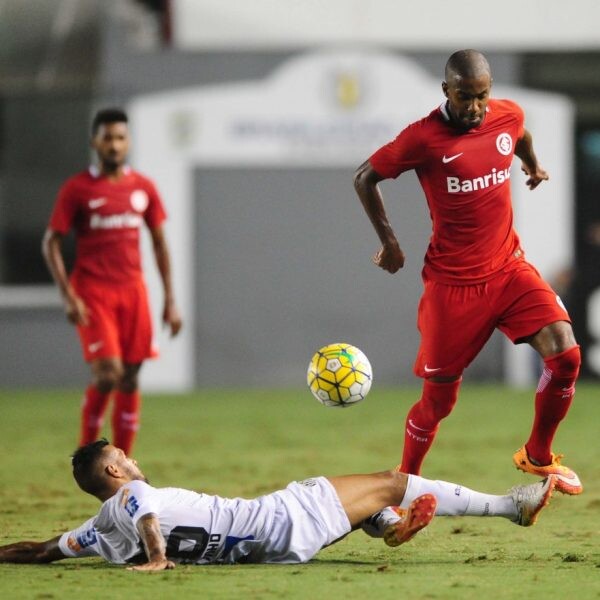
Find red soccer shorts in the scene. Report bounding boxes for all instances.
[71,276,158,364]
[414,261,571,378]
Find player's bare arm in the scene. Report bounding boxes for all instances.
[150,226,182,337]
[127,513,175,572]
[515,129,549,190]
[353,160,405,273]
[0,536,65,564]
[41,229,89,326]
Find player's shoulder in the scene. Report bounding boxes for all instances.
[488,98,524,119]
[396,106,439,140]
[127,168,157,189]
[121,479,153,496]
[60,169,95,189]
[410,105,441,129]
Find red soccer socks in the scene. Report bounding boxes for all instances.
[79,385,111,447]
[111,390,141,456]
[400,378,461,474]
[525,345,581,465]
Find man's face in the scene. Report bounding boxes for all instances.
[442,74,492,130]
[92,122,129,170]
[105,445,148,483]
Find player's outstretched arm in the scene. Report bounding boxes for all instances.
[127,513,175,572]
[149,226,183,338]
[0,536,66,563]
[515,129,549,190]
[353,160,405,273]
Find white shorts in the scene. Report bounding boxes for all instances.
[252,476,351,564]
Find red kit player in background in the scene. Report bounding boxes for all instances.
[42,108,182,455]
[354,50,582,495]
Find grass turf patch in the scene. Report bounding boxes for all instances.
[0,385,598,599]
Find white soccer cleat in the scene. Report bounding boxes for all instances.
[509,475,557,527]
[361,506,402,538]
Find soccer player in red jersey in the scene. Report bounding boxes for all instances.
[42,108,182,456]
[354,50,582,495]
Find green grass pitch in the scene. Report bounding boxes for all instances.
[0,384,598,599]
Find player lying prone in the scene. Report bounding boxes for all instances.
[0,440,556,570]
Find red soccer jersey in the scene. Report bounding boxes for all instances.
[369,98,526,284]
[49,166,167,285]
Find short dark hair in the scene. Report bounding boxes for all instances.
[91,108,128,135]
[72,439,110,496]
[445,49,491,83]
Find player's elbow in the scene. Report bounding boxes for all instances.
[41,230,50,260]
[35,539,65,563]
[353,164,371,195]
[41,229,58,262]
[353,161,381,194]
[353,163,366,191]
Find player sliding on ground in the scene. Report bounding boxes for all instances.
[0,441,556,570]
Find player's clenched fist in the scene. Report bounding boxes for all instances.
[373,244,405,273]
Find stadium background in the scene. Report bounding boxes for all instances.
[1,0,599,391]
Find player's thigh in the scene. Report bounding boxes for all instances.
[328,471,408,526]
[495,263,571,344]
[72,283,121,362]
[414,280,495,378]
[118,280,155,363]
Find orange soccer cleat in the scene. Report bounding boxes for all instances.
[383,493,437,547]
[513,445,582,495]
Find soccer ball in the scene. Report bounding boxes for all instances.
[306,343,373,407]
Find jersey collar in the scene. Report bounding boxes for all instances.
[439,101,491,126]
[88,165,132,178]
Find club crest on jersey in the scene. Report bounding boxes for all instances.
[496,133,513,156]
[130,190,149,212]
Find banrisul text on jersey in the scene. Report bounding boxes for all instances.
[446,166,511,193]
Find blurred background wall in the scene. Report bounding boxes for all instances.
[0,0,598,389]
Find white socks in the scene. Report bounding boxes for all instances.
[400,474,516,520]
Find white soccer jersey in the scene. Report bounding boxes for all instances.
[58,477,350,565]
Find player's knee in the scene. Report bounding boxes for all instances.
[427,396,457,421]
[384,470,409,504]
[93,363,124,393]
[547,345,581,380]
[422,378,461,422]
[94,374,118,393]
[119,364,141,393]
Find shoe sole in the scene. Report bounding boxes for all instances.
[384,493,437,547]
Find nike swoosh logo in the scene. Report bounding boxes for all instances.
[442,153,463,164]
[423,365,442,373]
[408,419,433,432]
[89,198,107,209]
[88,341,104,353]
